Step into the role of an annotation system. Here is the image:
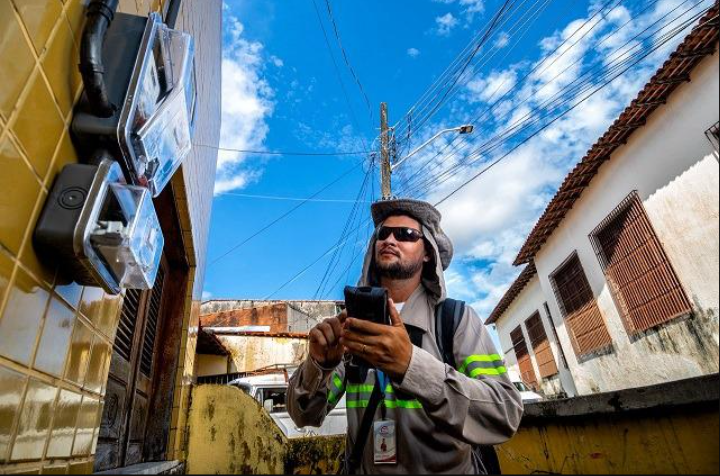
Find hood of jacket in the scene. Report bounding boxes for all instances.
[358,199,452,303]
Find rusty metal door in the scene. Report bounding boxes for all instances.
[95,259,168,471]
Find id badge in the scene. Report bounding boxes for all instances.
[373,420,397,465]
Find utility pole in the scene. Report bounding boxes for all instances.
[380,102,392,200]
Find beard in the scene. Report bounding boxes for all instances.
[375,255,425,280]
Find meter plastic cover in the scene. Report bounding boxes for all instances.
[119,12,196,197]
[90,182,164,290]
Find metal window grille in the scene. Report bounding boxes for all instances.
[114,289,142,361]
[550,253,612,357]
[590,191,692,335]
[510,326,538,389]
[140,266,166,377]
[525,312,558,379]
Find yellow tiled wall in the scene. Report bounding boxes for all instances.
[0,0,172,474]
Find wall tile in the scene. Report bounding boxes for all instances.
[0,248,15,311]
[66,460,93,475]
[41,16,81,117]
[77,287,103,320]
[64,0,88,47]
[0,365,28,463]
[63,320,92,387]
[45,389,82,459]
[0,136,42,256]
[33,297,76,378]
[41,464,68,474]
[54,281,83,311]
[11,378,57,461]
[93,293,122,340]
[12,0,63,55]
[48,131,79,186]
[0,0,36,119]
[0,268,50,366]
[70,396,98,456]
[83,337,110,394]
[12,72,65,181]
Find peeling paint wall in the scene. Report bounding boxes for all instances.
[495,52,720,396]
[186,385,344,475]
[217,336,308,373]
[196,354,230,377]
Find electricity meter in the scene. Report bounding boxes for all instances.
[33,157,164,294]
[72,12,197,196]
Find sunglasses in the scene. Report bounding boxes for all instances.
[377,226,424,243]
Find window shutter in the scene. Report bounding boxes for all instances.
[525,312,558,378]
[510,326,538,390]
[551,253,612,357]
[591,192,692,335]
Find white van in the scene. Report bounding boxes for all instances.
[507,370,544,403]
[229,371,348,438]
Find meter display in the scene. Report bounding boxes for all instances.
[118,12,197,196]
[33,158,164,294]
[90,182,164,290]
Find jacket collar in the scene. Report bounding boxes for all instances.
[398,285,435,334]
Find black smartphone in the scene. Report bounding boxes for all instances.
[343,286,389,370]
[343,286,389,326]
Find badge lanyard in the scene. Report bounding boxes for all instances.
[377,370,389,420]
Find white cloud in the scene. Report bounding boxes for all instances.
[433,0,485,23]
[494,31,510,49]
[202,290,213,300]
[435,13,459,36]
[467,69,518,103]
[404,0,711,319]
[215,17,275,195]
[407,47,421,59]
[270,55,284,68]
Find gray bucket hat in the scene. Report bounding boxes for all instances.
[371,198,454,270]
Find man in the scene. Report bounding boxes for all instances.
[287,199,523,474]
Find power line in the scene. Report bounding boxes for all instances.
[194,143,366,156]
[323,0,374,124]
[209,161,365,266]
[217,192,373,203]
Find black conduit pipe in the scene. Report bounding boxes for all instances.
[166,0,183,28]
[79,0,119,118]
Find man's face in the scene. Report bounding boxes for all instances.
[374,215,430,280]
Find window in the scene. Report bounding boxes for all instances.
[550,253,612,357]
[525,312,558,378]
[590,192,692,335]
[510,326,538,390]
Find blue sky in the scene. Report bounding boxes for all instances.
[202,0,712,324]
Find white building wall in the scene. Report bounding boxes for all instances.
[217,336,309,373]
[532,51,720,395]
[494,276,577,398]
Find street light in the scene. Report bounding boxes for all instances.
[391,124,475,171]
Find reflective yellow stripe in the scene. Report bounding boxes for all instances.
[347,399,370,408]
[469,366,507,378]
[384,399,423,409]
[458,354,504,375]
[347,384,375,393]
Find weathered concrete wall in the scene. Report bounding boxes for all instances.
[202,300,341,323]
[186,385,344,475]
[496,51,719,396]
[196,354,230,377]
[496,374,720,474]
[217,335,308,373]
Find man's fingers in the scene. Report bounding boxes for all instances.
[309,327,328,348]
[326,318,344,343]
[341,330,376,347]
[317,322,338,347]
[337,310,348,323]
[388,298,403,327]
[342,339,372,357]
[345,318,385,336]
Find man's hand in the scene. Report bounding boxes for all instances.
[340,299,412,380]
[309,311,347,368]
